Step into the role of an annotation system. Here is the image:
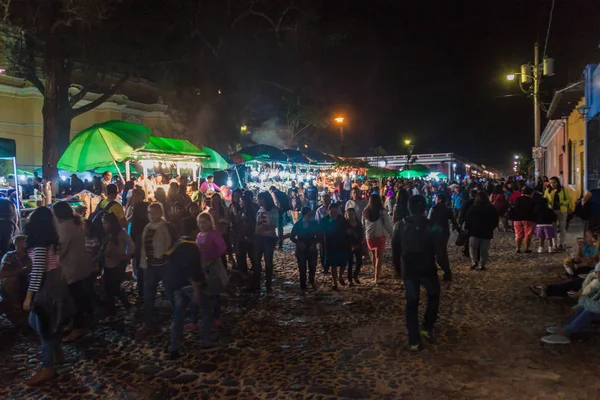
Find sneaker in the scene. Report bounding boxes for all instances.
[537,247,544,254]
[353,277,361,285]
[339,277,346,286]
[541,334,570,344]
[25,367,56,386]
[545,326,561,334]
[168,350,182,360]
[479,265,487,271]
[331,285,339,291]
[516,249,521,254]
[184,323,198,331]
[470,263,479,270]
[563,263,574,276]
[548,247,553,253]
[420,330,437,344]
[311,281,318,291]
[524,249,532,254]
[409,343,422,352]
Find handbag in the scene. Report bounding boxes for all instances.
[204,258,229,295]
[455,229,469,246]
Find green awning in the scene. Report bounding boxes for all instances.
[0,137,16,159]
[201,146,230,170]
[141,136,209,157]
[367,166,399,178]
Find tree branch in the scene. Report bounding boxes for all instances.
[24,34,44,95]
[70,73,128,117]
[69,86,88,106]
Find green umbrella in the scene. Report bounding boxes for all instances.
[399,169,428,178]
[410,165,431,174]
[428,172,448,179]
[201,146,230,170]
[93,161,142,175]
[16,169,34,176]
[367,166,398,178]
[58,120,151,172]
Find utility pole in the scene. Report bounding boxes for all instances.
[339,125,344,156]
[506,42,553,180]
[533,42,541,179]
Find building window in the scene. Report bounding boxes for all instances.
[568,140,574,185]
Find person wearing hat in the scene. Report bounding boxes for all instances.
[541,263,600,344]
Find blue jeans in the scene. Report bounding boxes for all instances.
[253,236,276,290]
[200,292,221,341]
[29,312,60,367]
[403,275,440,346]
[143,263,172,328]
[296,248,317,289]
[564,306,600,336]
[168,286,192,352]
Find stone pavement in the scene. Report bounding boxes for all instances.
[1,223,599,399]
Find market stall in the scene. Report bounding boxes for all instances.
[0,137,21,226]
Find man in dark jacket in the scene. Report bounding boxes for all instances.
[428,193,458,271]
[270,186,290,249]
[458,189,478,257]
[465,191,499,270]
[392,195,452,351]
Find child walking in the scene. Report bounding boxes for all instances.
[534,198,558,253]
[195,212,229,346]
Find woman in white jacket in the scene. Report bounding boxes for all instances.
[362,194,392,285]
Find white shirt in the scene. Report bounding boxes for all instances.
[344,178,352,191]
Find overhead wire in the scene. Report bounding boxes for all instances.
[543,0,556,59]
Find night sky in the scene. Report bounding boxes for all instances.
[316,0,600,170]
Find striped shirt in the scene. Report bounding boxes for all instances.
[28,246,60,293]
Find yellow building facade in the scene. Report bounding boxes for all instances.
[0,74,181,169]
[565,99,586,206]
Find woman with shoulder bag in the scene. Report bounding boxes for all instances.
[544,176,571,251]
[23,207,76,385]
[362,194,392,285]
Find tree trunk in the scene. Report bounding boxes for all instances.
[57,61,73,157]
[41,56,60,181]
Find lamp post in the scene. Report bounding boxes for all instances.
[404,139,415,169]
[506,43,554,179]
[334,117,345,156]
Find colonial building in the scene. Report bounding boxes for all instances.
[358,152,497,180]
[543,81,585,205]
[0,73,182,169]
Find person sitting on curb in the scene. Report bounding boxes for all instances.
[541,263,600,344]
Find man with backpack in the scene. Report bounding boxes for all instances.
[270,186,290,249]
[392,195,452,351]
[94,184,127,228]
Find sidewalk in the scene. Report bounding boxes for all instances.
[564,217,586,256]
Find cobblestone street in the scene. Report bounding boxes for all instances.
[1,230,600,399]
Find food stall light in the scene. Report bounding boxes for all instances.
[60,176,67,182]
[297,175,304,182]
[19,174,26,181]
[250,170,259,178]
[227,178,233,187]
[141,160,154,169]
[259,173,267,181]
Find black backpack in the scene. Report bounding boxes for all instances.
[401,216,435,258]
[90,200,118,240]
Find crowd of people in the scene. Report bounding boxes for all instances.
[3,169,600,385]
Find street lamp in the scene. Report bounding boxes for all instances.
[240,125,247,133]
[514,155,519,159]
[506,74,515,81]
[334,117,345,156]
